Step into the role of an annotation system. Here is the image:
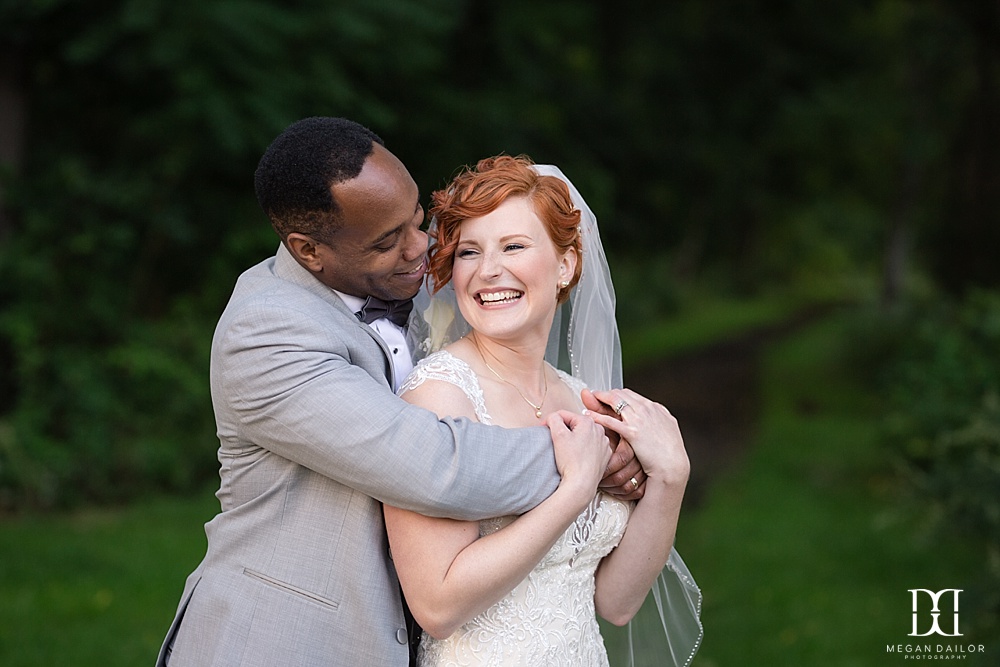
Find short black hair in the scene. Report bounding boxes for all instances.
[254,117,384,242]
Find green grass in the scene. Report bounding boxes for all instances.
[0,304,990,666]
[0,489,218,666]
[679,312,987,666]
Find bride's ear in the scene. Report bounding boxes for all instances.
[558,247,579,286]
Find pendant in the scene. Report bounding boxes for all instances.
[535,408,542,418]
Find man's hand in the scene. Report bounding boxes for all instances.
[582,389,645,500]
[599,439,645,500]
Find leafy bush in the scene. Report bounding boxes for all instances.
[2,0,996,511]
[879,290,1000,640]
[0,0,460,509]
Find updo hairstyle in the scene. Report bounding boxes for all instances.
[427,155,583,304]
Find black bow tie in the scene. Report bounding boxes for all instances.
[355,296,414,327]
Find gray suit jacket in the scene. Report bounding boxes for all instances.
[156,244,559,666]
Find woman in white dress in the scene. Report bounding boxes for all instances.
[385,155,701,667]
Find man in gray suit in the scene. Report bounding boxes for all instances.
[156,117,642,666]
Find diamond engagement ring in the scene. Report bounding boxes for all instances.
[613,398,629,415]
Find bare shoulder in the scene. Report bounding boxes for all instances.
[441,337,478,368]
[401,375,480,422]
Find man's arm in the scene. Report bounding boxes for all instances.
[215,301,561,520]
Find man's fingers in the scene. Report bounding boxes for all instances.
[605,483,645,501]
[603,439,636,474]
[601,449,642,484]
[600,461,646,500]
[598,437,646,499]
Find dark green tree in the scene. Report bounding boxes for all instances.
[1,0,997,508]
[0,0,461,507]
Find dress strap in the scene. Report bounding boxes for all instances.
[398,350,494,424]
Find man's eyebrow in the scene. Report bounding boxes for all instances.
[371,224,404,246]
[369,195,421,246]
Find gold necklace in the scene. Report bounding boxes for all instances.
[471,335,548,419]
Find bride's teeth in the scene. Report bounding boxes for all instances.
[480,290,521,303]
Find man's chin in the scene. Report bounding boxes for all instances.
[397,282,424,300]
[390,272,427,300]
[377,281,423,302]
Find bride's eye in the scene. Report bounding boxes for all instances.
[504,243,525,252]
[457,248,478,259]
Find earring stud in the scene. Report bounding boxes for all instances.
[560,280,570,288]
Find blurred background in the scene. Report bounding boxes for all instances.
[0,0,997,665]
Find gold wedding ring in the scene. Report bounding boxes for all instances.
[629,476,639,490]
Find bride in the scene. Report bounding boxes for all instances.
[385,155,702,667]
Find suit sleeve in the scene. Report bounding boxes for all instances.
[212,296,560,520]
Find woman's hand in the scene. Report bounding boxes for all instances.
[582,389,646,501]
[585,388,690,487]
[587,390,690,626]
[546,410,613,505]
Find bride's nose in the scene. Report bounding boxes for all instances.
[478,249,502,280]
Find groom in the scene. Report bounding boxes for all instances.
[155,117,643,667]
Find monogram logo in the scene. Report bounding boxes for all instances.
[908,589,962,637]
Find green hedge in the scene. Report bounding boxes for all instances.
[879,290,1000,641]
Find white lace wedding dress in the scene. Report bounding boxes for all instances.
[399,350,632,667]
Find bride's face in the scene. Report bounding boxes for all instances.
[452,197,577,344]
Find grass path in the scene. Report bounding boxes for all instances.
[680,312,983,666]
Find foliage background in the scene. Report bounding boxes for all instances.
[0,0,997,663]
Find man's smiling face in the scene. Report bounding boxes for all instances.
[311,143,429,301]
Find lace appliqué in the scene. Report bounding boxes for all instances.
[399,351,493,423]
[400,351,632,667]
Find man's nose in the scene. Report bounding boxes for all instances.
[403,226,429,261]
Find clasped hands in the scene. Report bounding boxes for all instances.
[583,388,647,500]
[546,388,676,501]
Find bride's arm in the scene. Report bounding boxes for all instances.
[585,388,691,626]
[384,381,611,640]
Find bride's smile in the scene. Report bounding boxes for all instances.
[476,289,523,305]
[453,196,575,340]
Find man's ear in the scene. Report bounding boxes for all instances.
[285,233,325,273]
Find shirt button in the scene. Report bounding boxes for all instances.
[396,628,408,644]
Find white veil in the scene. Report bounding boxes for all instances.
[407,163,703,667]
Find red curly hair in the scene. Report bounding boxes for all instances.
[427,155,583,303]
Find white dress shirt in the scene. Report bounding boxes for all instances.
[333,290,414,392]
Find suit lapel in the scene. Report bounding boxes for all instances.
[272,244,396,388]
